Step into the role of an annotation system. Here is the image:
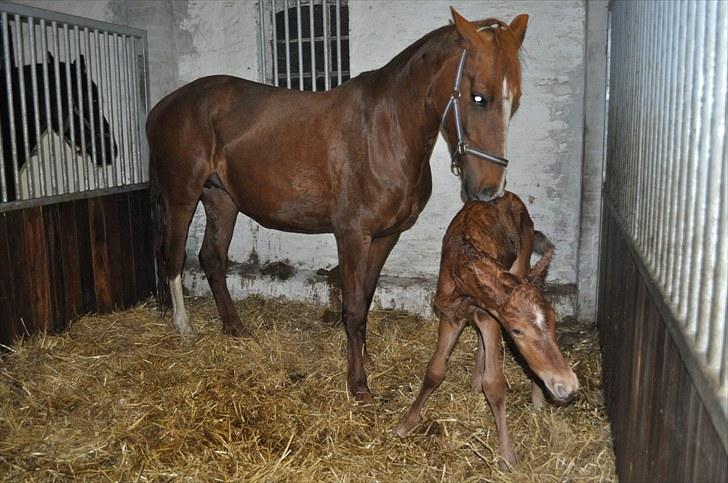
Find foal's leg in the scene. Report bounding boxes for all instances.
[360,233,400,367]
[199,186,248,337]
[336,232,375,403]
[472,311,517,466]
[471,328,486,391]
[395,316,467,437]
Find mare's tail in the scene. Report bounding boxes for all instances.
[150,161,171,312]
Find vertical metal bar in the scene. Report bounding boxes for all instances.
[63,23,80,193]
[112,33,125,185]
[2,12,20,201]
[296,0,303,90]
[15,14,33,199]
[40,19,58,195]
[104,31,119,187]
[283,0,291,89]
[271,0,278,86]
[335,0,341,87]
[694,1,720,353]
[130,36,143,184]
[309,0,316,91]
[323,0,329,90]
[73,25,88,191]
[682,2,708,333]
[51,21,69,194]
[258,0,266,84]
[706,0,728,376]
[123,36,137,184]
[92,29,108,188]
[84,27,99,189]
[30,16,48,198]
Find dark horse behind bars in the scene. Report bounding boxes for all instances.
[1,42,117,202]
[147,9,528,403]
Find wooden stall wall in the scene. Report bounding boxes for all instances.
[598,204,728,483]
[0,189,155,347]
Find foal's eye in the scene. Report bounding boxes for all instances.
[472,93,489,107]
[511,328,523,337]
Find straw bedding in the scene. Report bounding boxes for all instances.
[0,296,616,482]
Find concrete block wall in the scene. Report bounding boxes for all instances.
[11,1,603,319]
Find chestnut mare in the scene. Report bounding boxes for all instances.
[147,9,528,403]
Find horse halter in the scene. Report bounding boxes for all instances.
[440,49,510,176]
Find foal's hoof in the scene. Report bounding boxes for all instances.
[354,390,376,405]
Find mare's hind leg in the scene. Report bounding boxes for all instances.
[199,185,248,337]
[472,311,517,467]
[396,316,467,437]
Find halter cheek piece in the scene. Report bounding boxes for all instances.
[440,49,510,176]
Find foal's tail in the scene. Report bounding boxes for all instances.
[533,230,555,256]
[150,162,171,312]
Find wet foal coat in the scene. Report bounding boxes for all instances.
[147,10,528,403]
[396,192,579,466]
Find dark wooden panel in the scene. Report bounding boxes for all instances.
[0,213,18,345]
[0,189,155,347]
[598,204,728,483]
[88,197,113,312]
[58,201,83,322]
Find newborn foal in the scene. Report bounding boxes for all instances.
[396,192,579,466]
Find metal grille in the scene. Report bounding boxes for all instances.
[605,0,727,415]
[257,0,349,91]
[0,1,149,210]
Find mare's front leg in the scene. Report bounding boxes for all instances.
[396,315,467,437]
[199,185,248,336]
[472,311,517,467]
[335,231,377,403]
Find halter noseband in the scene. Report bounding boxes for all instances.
[440,49,510,176]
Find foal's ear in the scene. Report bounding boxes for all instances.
[450,7,481,47]
[508,14,529,48]
[526,246,554,287]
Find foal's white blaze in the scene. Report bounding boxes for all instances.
[533,305,546,330]
[169,275,195,336]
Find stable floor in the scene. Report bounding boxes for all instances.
[0,297,616,482]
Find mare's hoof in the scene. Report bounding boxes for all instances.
[223,323,251,338]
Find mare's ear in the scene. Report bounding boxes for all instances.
[451,7,482,47]
[526,246,554,288]
[509,14,529,48]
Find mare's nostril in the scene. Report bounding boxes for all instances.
[554,383,570,400]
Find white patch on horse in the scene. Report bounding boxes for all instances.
[495,77,512,196]
[532,305,545,330]
[169,275,195,337]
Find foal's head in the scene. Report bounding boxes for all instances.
[494,249,579,403]
[440,9,527,202]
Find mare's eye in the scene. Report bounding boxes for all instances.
[511,328,523,337]
[472,93,489,107]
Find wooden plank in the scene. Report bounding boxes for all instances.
[58,201,83,322]
[0,213,18,346]
[115,193,136,307]
[42,204,67,332]
[6,210,33,339]
[131,189,155,300]
[24,206,52,333]
[88,197,112,313]
[74,198,96,314]
[101,195,124,309]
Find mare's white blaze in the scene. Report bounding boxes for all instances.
[496,77,513,196]
[169,275,194,336]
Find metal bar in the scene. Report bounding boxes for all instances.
[296,0,303,90]
[40,19,58,195]
[335,0,341,86]
[2,12,20,201]
[284,0,291,89]
[122,36,136,184]
[258,0,266,83]
[51,21,69,194]
[323,0,329,90]
[112,33,125,185]
[103,31,118,188]
[130,36,143,184]
[74,25,89,191]
[0,182,148,213]
[94,29,108,188]
[309,0,316,91]
[85,27,99,190]
[15,14,32,199]
[63,23,80,193]
[271,0,278,86]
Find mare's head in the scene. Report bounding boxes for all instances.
[439,9,528,202]
[479,247,579,403]
[49,53,117,165]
